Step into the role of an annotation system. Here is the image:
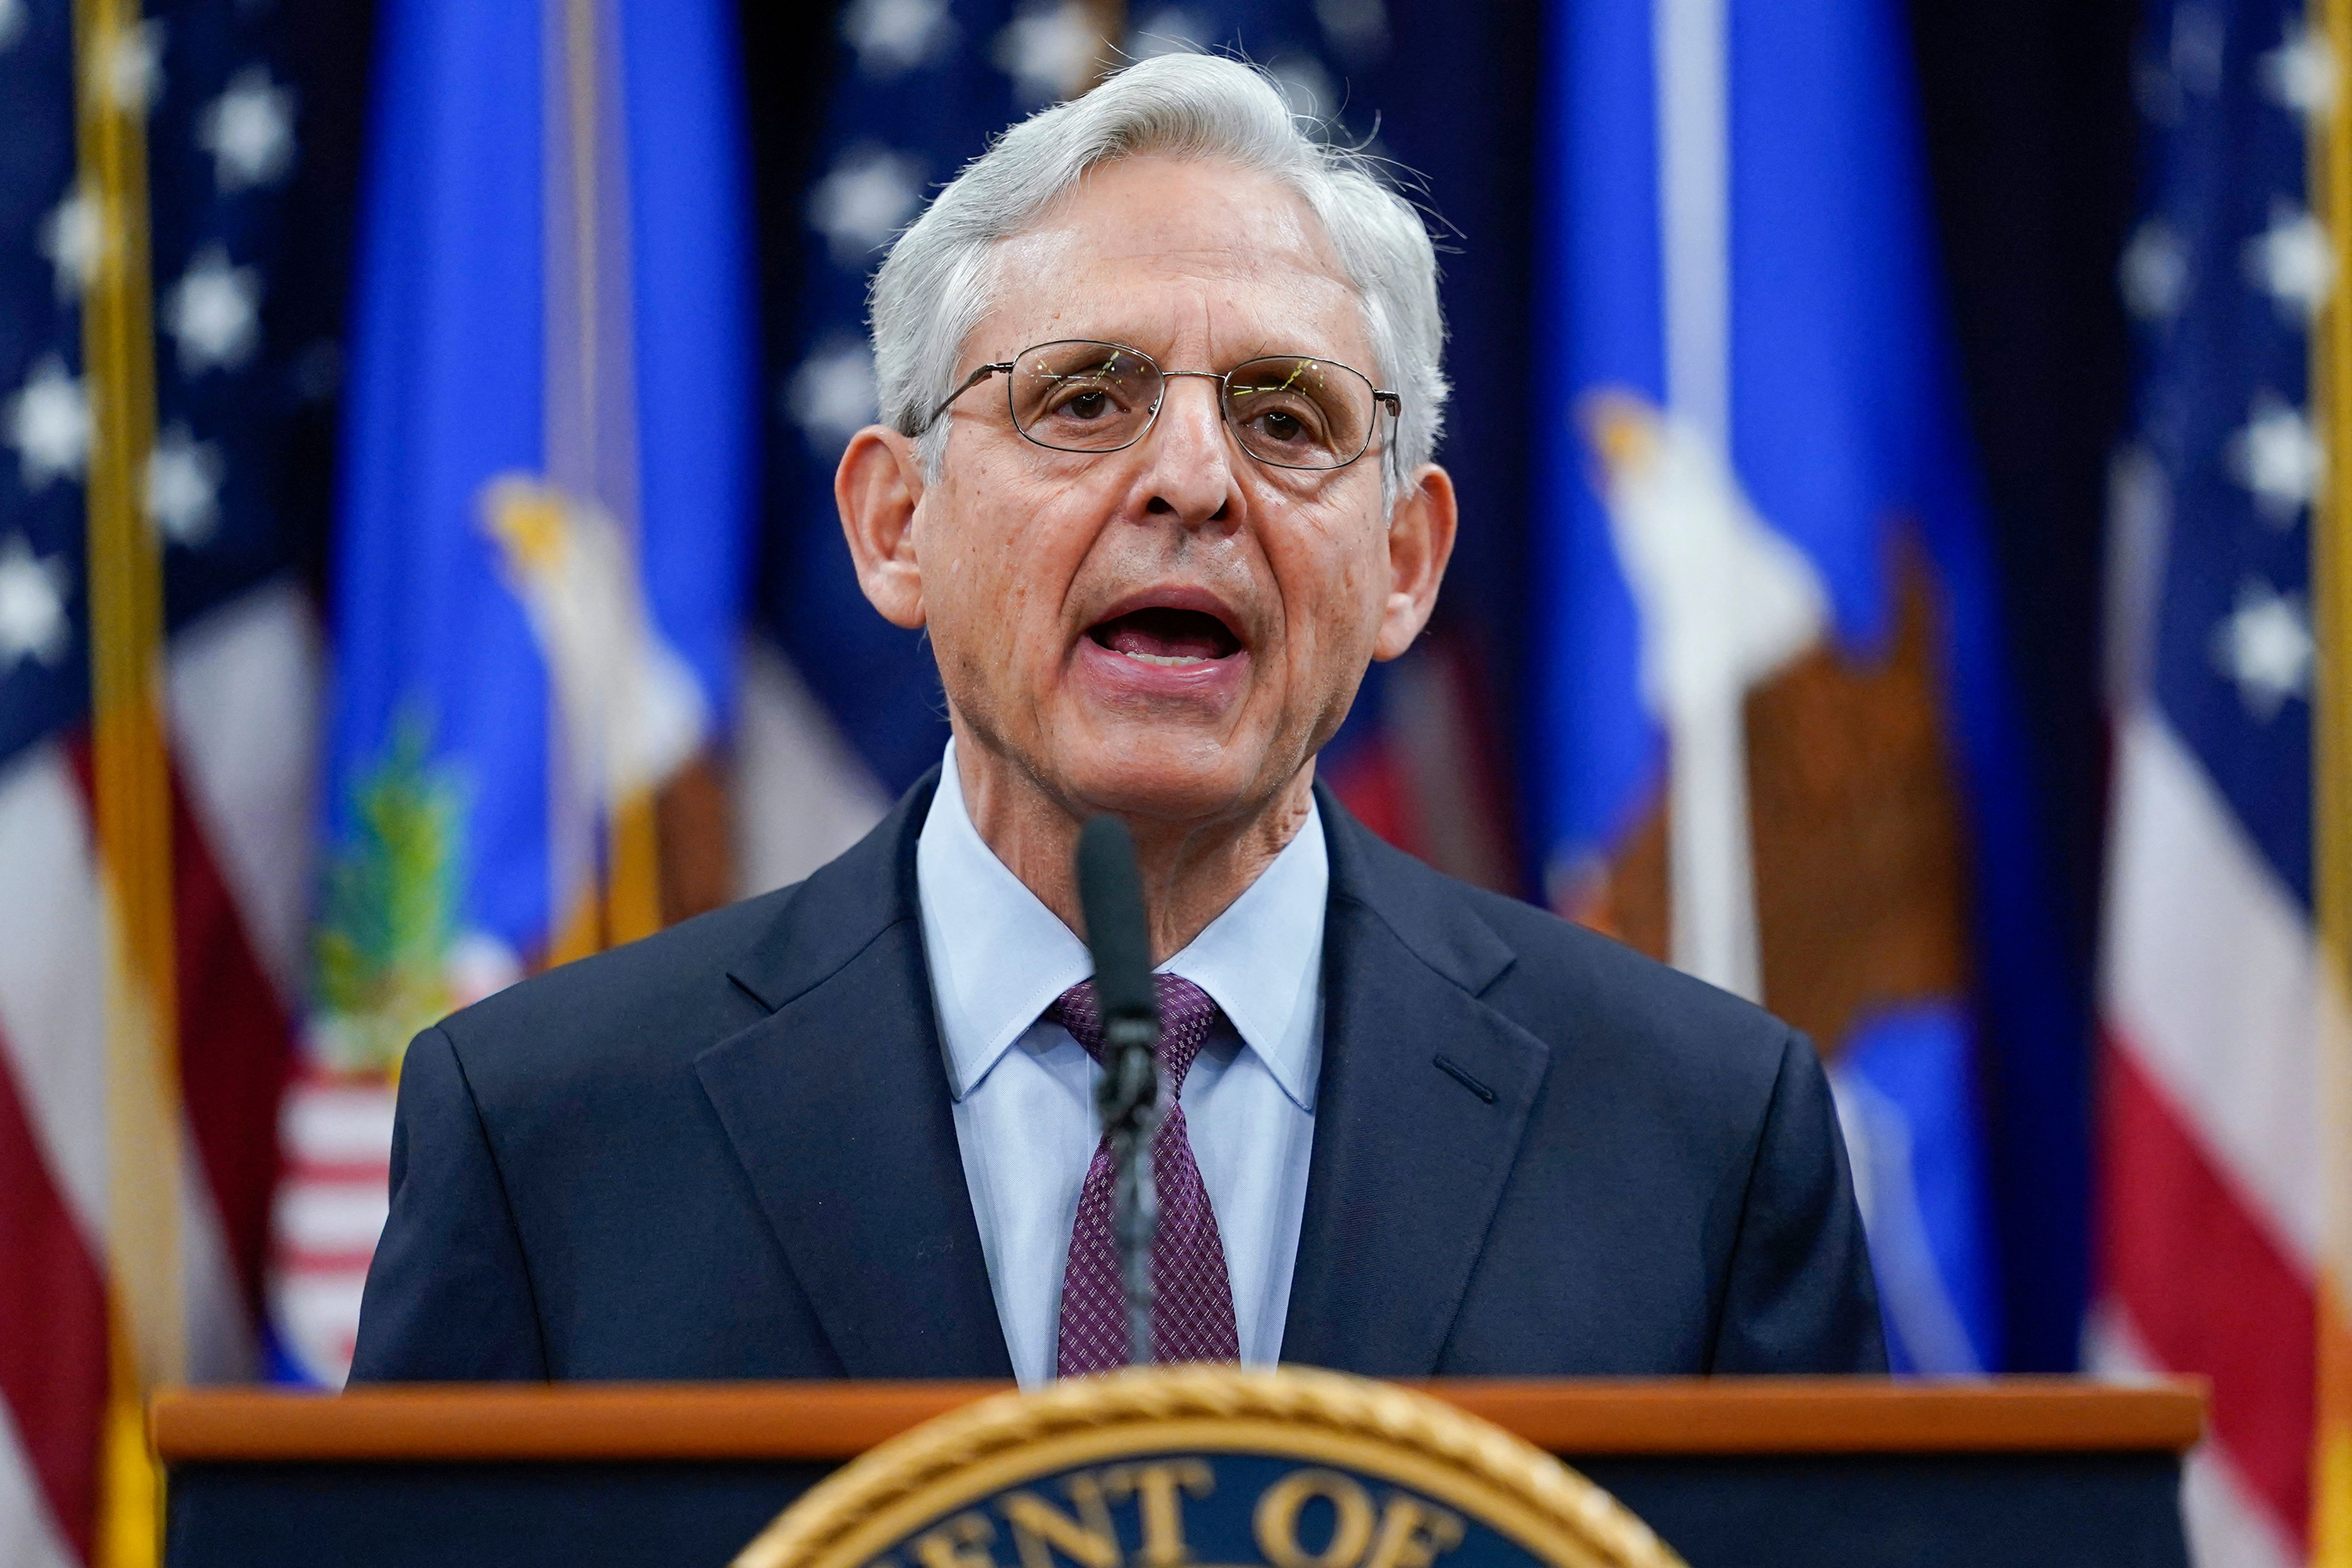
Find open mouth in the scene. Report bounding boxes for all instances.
[1086,605,1244,667]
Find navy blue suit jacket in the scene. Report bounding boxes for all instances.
[351,772,1885,1381]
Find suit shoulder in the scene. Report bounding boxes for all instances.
[1470,879,1770,1011]
[1469,881,1790,1061]
[1344,819,1795,1085]
[429,883,800,1091]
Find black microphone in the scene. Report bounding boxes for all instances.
[1076,815,1159,1048]
[1074,815,1159,1367]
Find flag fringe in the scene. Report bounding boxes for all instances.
[72,0,183,1558]
[2310,0,2352,1556]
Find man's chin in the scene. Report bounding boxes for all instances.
[1047,732,1278,828]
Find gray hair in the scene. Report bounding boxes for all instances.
[868,52,1448,492]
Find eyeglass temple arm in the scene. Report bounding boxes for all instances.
[1372,391,1404,477]
[922,362,1015,433]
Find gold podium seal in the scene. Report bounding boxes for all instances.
[732,1366,1686,1568]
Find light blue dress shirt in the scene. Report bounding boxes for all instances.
[915,742,1326,1388]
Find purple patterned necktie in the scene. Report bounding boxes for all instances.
[1051,973,1240,1377]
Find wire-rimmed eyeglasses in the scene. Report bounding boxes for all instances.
[920,339,1402,472]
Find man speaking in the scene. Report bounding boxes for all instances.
[352,53,1883,1384]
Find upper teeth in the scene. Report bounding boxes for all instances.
[1120,649,1208,667]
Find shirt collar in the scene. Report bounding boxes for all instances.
[1161,803,1326,1111]
[915,742,1329,1110]
[916,743,1093,1102]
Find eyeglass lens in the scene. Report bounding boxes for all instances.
[1006,340,1379,469]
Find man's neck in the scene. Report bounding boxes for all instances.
[950,736,1317,965]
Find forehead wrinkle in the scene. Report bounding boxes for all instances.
[971,159,1370,368]
[997,226,1347,309]
[1048,152,1342,265]
[981,242,1371,372]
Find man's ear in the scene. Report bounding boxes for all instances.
[837,426,928,630]
[1372,463,1458,661]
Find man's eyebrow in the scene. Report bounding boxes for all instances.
[1008,336,1356,368]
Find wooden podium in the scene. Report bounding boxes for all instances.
[154,1377,2203,1568]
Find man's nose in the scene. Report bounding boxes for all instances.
[1140,374,1235,525]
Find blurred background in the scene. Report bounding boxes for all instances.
[0,0,2341,1564]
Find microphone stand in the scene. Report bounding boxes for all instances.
[1098,1007,1158,1367]
[1075,816,1161,1368]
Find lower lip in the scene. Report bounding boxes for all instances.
[1073,635,1251,706]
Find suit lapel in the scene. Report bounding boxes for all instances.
[697,770,1014,1379]
[1282,789,1552,1375]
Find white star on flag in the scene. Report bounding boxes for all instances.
[2261,24,2336,118]
[840,0,954,77]
[38,187,103,302]
[993,0,1101,105]
[93,18,164,113]
[146,425,226,546]
[1315,0,1392,64]
[1130,8,1207,56]
[0,533,72,671]
[200,66,297,192]
[2210,578,2314,720]
[2120,220,2188,322]
[2243,201,2332,320]
[2227,394,2322,521]
[0,0,27,54]
[5,355,92,491]
[165,245,263,374]
[786,339,878,451]
[808,144,925,265]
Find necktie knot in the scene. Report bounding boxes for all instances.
[1048,972,1218,1094]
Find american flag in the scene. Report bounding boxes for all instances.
[2093,0,2336,1563]
[0,0,315,1560]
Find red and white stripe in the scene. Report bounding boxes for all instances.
[2096,704,2325,1567]
[270,1072,395,1385]
[0,580,317,1562]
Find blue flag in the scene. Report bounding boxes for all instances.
[1529,0,2073,1372]
[285,0,753,1384]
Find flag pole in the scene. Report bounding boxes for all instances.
[2312,0,2352,1558]
[72,0,183,1560]
[540,0,666,953]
